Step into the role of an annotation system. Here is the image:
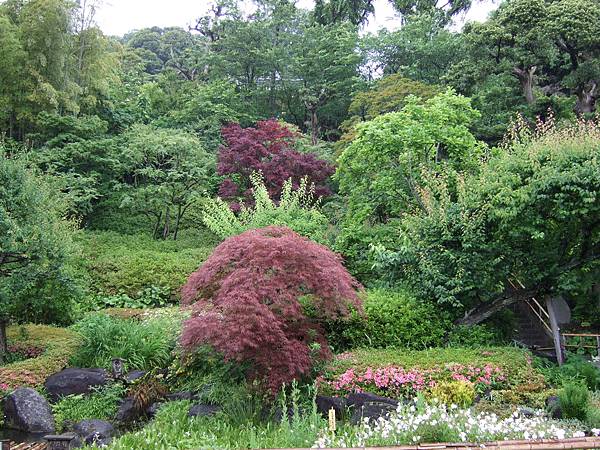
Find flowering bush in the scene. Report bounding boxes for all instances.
[313,400,590,448]
[321,363,506,399]
[180,226,363,393]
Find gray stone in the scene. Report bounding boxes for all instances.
[124,370,146,383]
[3,388,55,433]
[73,419,114,439]
[316,395,347,419]
[146,402,163,418]
[44,368,108,402]
[115,397,138,423]
[346,392,399,409]
[518,406,536,418]
[350,402,396,425]
[188,404,220,418]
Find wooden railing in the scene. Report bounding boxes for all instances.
[273,436,600,450]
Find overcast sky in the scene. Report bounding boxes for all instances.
[95,0,499,37]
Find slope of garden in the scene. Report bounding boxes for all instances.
[1,0,600,448]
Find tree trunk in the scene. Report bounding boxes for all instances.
[455,286,541,326]
[0,320,8,365]
[310,108,319,145]
[575,80,597,114]
[173,205,182,241]
[162,207,170,240]
[512,66,537,105]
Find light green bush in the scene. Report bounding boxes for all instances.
[74,230,217,299]
[559,381,590,421]
[428,381,475,407]
[327,288,451,351]
[202,173,331,244]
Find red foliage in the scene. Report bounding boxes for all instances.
[180,226,363,393]
[217,120,334,208]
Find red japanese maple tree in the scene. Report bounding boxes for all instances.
[180,226,363,393]
[217,120,334,210]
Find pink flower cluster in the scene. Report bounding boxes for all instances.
[326,364,506,398]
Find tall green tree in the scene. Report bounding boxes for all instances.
[0,153,81,361]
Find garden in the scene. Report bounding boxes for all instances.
[1,0,600,449]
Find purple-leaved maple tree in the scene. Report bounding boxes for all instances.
[217,119,334,210]
[180,226,363,393]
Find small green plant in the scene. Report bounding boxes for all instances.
[559,357,600,391]
[52,383,125,432]
[428,381,475,407]
[559,381,590,421]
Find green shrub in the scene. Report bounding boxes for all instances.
[447,324,507,348]
[202,173,331,245]
[0,325,81,389]
[69,312,183,371]
[327,289,451,352]
[559,381,590,421]
[585,404,600,429]
[74,230,217,299]
[53,384,125,431]
[559,357,600,391]
[428,381,475,407]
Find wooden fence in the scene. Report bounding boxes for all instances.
[271,437,600,450]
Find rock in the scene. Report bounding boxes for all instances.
[188,404,221,418]
[73,419,115,441]
[518,406,536,418]
[44,433,81,449]
[124,370,146,383]
[115,397,138,423]
[346,392,399,409]
[350,402,396,425]
[316,395,347,419]
[45,368,108,402]
[146,402,163,418]
[3,387,55,433]
[546,395,562,419]
[166,391,197,402]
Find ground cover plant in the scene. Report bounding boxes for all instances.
[0,325,81,392]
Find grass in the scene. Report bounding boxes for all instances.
[0,325,81,389]
[92,400,326,450]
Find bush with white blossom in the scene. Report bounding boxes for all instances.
[313,399,595,449]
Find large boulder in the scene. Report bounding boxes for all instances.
[45,368,108,402]
[316,395,347,419]
[546,395,562,419]
[73,419,115,447]
[350,402,396,425]
[3,388,55,433]
[346,392,399,409]
[115,398,138,423]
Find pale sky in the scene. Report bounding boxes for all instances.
[95,0,499,37]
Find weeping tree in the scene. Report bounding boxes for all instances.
[0,153,81,362]
[373,118,600,324]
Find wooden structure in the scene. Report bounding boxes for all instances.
[510,279,600,365]
[272,436,600,450]
[0,441,47,450]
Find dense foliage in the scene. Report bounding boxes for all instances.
[180,226,362,393]
[373,119,600,324]
[203,173,330,244]
[217,120,334,210]
[0,154,81,361]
